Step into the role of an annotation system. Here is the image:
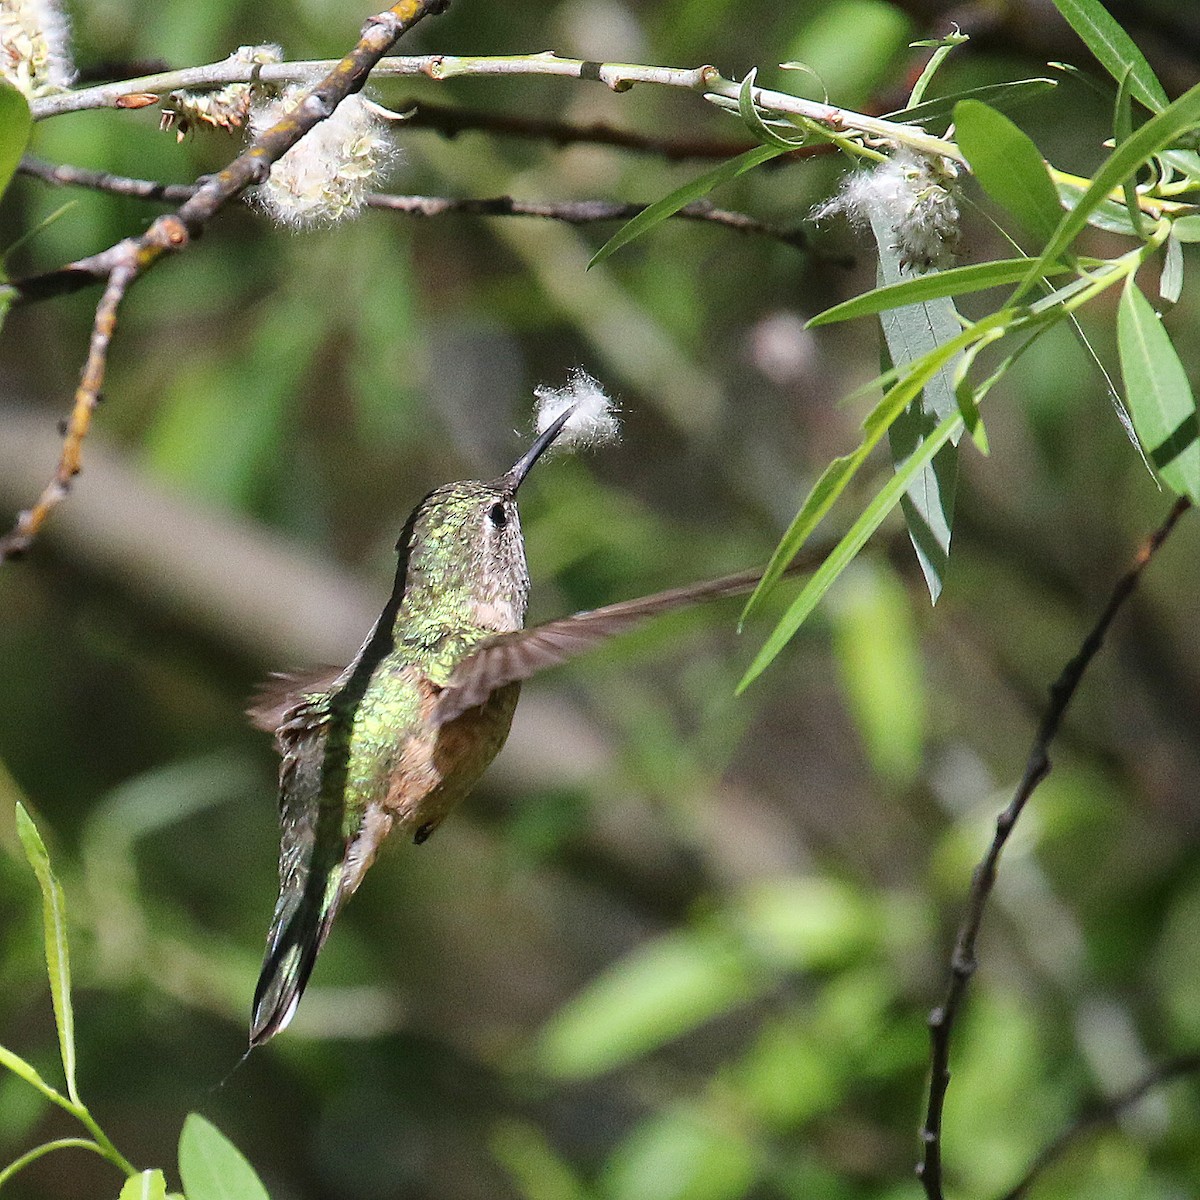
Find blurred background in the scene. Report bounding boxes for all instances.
[2,0,1200,1197]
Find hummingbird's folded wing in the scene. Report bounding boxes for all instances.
[431,563,804,727]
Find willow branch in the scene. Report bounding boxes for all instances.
[916,495,1192,1200]
[30,52,964,162]
[15,157,820,262]
[1000,1051,1200,1200]
[0,0,450,560]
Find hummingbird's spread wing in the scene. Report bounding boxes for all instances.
[431,564,801,726]
[248,668,342,734]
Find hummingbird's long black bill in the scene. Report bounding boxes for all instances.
[501,405,576,493]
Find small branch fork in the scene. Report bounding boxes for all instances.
[14,157,816,258]
[917,495,1193,1200]
[1000,1051,1200,1200]
[0,0,449,560]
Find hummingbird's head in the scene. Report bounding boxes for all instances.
[398,407,578,634]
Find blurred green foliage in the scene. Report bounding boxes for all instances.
[2,1,1200,1199]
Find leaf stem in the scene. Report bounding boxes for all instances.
[0,1138,109,1188]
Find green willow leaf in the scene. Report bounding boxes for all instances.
[178,1114,270,1200]
[1020,80,1200,294]
[14,804,77,1104]
[1050,0,1168,112]
[888,78,1057,128]
[1116,277,1200,502]
[955,100,1063,245]
[119,1170,169,1200]
[740,309,1009,634]
[1114,70,1145,237]
[809,258,1072,327]
[740,408,964,690]
[588,143,789,268]
[0,1043,65,1104]
[868,208,960,604]
[1170,214,1200,242]
[0,81,32,200]
[1160,230,1183,306]
[738,68,806,150]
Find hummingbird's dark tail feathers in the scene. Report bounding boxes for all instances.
[249,870,344,1046]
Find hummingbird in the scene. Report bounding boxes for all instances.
[248,402,799,1045]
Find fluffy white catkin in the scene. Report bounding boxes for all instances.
[533,369,621,450]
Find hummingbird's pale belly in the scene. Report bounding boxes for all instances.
[335,671,521,896]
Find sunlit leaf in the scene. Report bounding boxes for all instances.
[600,1109,756,1200]
[1170,214,1200,242]
[0,81,32,201]
[588,143,788,268]
[1116,277,1200,502]
[1021,80,1200,294]
[808,257,1072,326]
[492,1121,592,1200]
[0,1043,64,1104]
[955,100,1063,246]
[829,562,924,784]
[178,1114,270,1200]
[535,928,757,1079]
[14,804,77,1104]
[119,1170,169,1200]
[1049,0,1168,112]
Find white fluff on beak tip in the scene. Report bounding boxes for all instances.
[533,369,621,451]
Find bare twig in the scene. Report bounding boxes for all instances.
[15,157,821,259]
[1001,1051,1200,1200]
[916,495,1193,1200]
[0,0,450,560]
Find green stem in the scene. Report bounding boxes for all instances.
[66,1099,139,1177]
[0,1138,108,1188]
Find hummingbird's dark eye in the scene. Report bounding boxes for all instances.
[488,502,508,529]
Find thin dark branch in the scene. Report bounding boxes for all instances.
[365,192,818,252]
[1,0,450,560]
[16,157,823,258]
[395,95,765,159]
[916,495,1193,1200]
[1000,1050,1200,1200]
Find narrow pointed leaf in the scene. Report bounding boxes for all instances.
[0,83,32,201]
[0,1043,65,1104]
[178,1114,270,1200]
[1021,80,1200,295]
[1116,278,1200,502]
[740,409,963,689]
[15,804,76,1103]
[887,78,1056,126]
[588,143,788,267]
[742,309,1009,629]
[738,68,806,150]
[808,257,1072,326]
[869,208,960,603]
[1160,230,1183,305]
[1049,0,1168,112]
[955,100,1063,245]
